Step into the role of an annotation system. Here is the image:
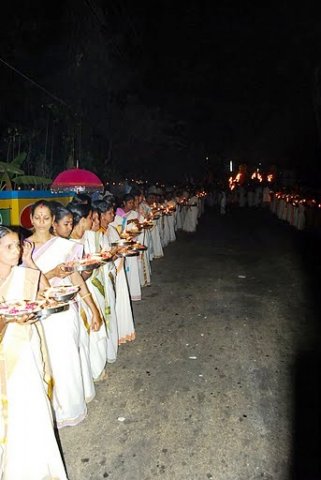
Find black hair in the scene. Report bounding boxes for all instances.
[48,200,63,214]
[122,193,134,205]
[0,225,13,239]
[92,198,114,215]
[9,225,32,241]
[146,193,156,199]
[91,200,103,220]
[130,187,142,197]
[30,199,53,217]
[70,193,92,206]
[52,205,73,223]
[103,194,116,204]
[67,202,92,227]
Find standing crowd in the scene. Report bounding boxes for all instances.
[205,182,272,213]
[0,185,205,480]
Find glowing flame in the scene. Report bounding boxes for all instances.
[251,171,263,182]
[228,172,243,190]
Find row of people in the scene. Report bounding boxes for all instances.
[270,191,321,231]
[0,188,204,479]
[270,192,306,230]
[205,184,272,212]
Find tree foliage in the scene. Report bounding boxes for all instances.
[0,152,51,190]
[0,0,192,183]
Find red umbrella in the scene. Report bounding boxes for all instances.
[51,168,104,193]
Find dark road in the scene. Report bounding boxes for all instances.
[60,207,321,480]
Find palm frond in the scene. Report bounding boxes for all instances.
[11,152,27,167]
[0,163,24,175]
[13,175,52,185]
[0,171,13,190]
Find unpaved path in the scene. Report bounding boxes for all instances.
[59,207,321,480]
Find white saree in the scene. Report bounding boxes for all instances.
[103,226,136,344]
[126,210,152,287]
[112,216,141,301]
[0,266,68,479]
[32,236,95,429]
[82,230,118,367]
[150,220,163,259]
[182,196,199,232]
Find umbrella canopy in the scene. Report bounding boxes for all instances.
[51,168,104,193]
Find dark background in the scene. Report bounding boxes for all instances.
[1,1,321,184]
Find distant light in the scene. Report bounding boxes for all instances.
[206,156,209,160]
[229,161,233,172]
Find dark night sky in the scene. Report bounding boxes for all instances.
[141,3,320,162]
[1,1,321,183]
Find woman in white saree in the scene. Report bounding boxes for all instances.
[114,194,141,301]
[0,226,68,479]
[122,204,151,288]
[28,200,102,429]
[91,203,119,361]
[68,202,117,378]
[131,189,152,286]
[164,193,176,243]
[52,203,103,387]
[182,192,199,232]
[178,192,188,228]
[146,194,164,259]
[99,199,136,345]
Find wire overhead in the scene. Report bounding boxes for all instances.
[0,56,69,107]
